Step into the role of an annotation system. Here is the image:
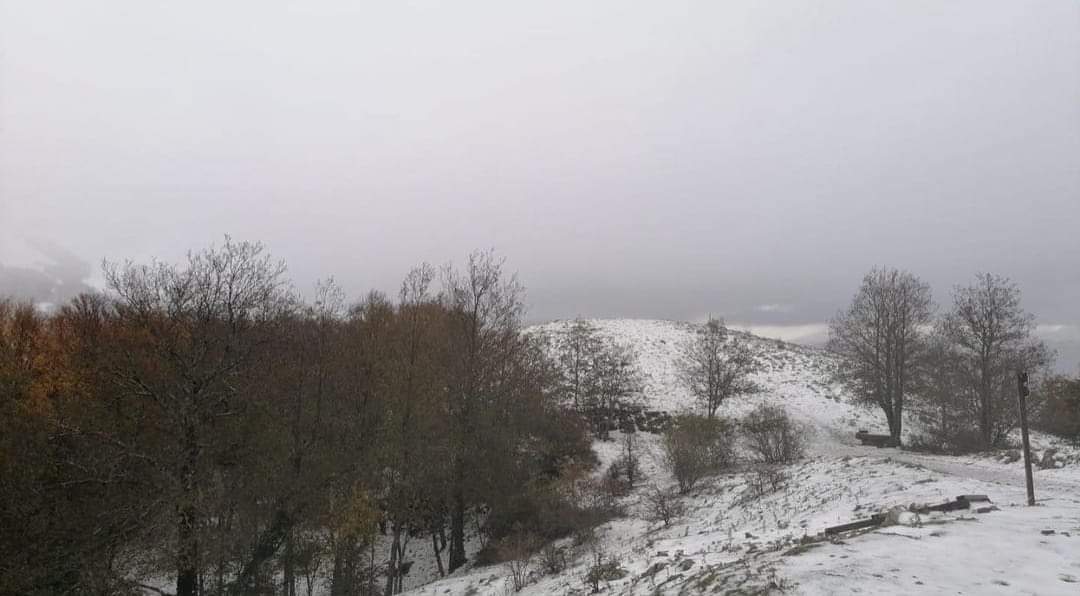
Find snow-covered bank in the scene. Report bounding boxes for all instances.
[399,320,1080,596]
[405,450,1080,595]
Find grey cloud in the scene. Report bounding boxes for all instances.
[0,1,1076,368]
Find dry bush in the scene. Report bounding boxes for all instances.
[480,470,622,557]
[744,465,787,498]
[642,484,685,527]
[603,432,642,497]
[498,531,541,592]
[584,549,627,594]
[741,405,805,465]
[662,414,736,493]
[906,427,986,455]
[602,461,631,498]
[538,541,569,575]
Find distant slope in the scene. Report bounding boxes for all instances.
[529,319,888,452]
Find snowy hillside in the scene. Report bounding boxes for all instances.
[529,318,887,451]
[400,319,1080,596]
[407,450,1080,595]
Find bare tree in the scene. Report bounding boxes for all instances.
[552,319,642,437]
[281,278,346,596]
[102,237,294,596]
[441,250,526,573]
[908,331,979,452]
[557,319,604,411]
[381,264,450,596]
[589,342,642,437]
[828,268,933,443]
[940,273,1053,448]
[680,318,761,419]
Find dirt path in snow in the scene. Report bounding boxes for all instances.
[801,415,1080,501]
[855,448,1080,499]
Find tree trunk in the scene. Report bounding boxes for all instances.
[432,529,445,577]
[177,421,199,596]
[448,490,466,572]
[227,508,292,595]
[368,539,376,596]
[892,394,903,443]
[882,403,898,442]
[979,364,993,449]
[329,541,345,596]
[384,525,400,596]
[284,528,296,596]
[177,503,198,596]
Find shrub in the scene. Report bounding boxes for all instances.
[584,550,626,593]
[538,542,569,575]
[744,465,787,498]
[602,461,631,498]
[480,478,620,561]
[741,405,805,464]
[662,414,735,493]
[906,426,986,455]
[642,484,685,527]
[498,531,540,592]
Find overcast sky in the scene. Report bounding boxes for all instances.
[1,1,1078,368]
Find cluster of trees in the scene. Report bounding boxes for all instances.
[0,240,596,596]
[828,268,1065,452]
[549,319,643,436]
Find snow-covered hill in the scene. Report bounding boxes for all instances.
[400,320,1080,596]
[529,318,885,452]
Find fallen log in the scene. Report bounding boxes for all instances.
[825,513,886,535]
[827,495,993,535]
[918,495,991,514]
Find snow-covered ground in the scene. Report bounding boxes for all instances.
[407,448,1080,595]
[402,319,1080,596]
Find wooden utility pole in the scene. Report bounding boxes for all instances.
[1017,371,1035,506]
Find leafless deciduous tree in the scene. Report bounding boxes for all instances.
[441,249,526,573]
[552,319,643,438]
[680,318,761,419]
[589,342,642,431]
[940,273,1053,448]
[557,319,604,411]
[907,331,979,452]
[828,268,933,442]
[103,237,294,596]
